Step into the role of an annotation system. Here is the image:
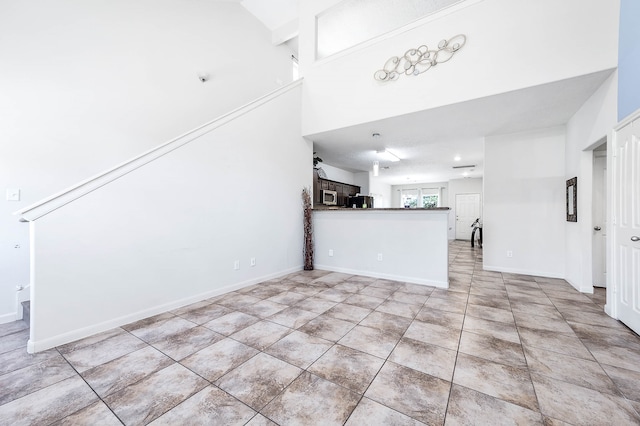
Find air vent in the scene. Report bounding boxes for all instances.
[452,164,476,169]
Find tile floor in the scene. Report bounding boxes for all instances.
[1,241,640,425]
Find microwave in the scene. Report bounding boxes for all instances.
[322,190,338,205]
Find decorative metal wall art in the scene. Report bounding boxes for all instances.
[374,34,466,82]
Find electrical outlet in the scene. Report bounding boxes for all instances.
[328,249,334,257]
[250,257,256,267]
[506,250,513,258]
[234,260,240,270]
[377,253,383,261]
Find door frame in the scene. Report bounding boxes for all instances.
[607,108,640,320]
[592,149,607,288]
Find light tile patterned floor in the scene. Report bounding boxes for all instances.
[1,241,640,425]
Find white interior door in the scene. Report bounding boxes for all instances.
[612,117,640,335]
[455,193,480,240]
[593,152,607,287]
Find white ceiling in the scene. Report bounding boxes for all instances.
[308,70,614,185]
[240,0,299,31]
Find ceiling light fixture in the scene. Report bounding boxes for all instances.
[377,149,400,162]
[454,155,461,161]
[373,161,379,176]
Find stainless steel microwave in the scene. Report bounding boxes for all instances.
[322,190,338,205]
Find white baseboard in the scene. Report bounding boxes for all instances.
[482,265,564,280]
[604,303,615,318]
[27,266,302,354]
[0,311,18,324]
[484,265,596,294]
[315,264,448,289]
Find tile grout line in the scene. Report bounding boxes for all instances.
[504,273,545,421]
[339,281,434,425]
[442,244,477,425]
[54,346,126,425]
[538,286,640,418]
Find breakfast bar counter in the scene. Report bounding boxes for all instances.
[313,207,450,211]
[312,208,450,288]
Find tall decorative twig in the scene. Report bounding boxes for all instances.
[302,187,314,270]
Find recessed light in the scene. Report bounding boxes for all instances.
[372,133,381,138]
[454,155,461,161]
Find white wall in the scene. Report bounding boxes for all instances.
[299,0,619,135]
[448,178,483,240]
[0,0,295,322]
[369,175,392,208]
[618,0,640,121]
[354,172,370,196]
[314,210,449,286]
[317,163,356,184]
[484,128,566,278]
[27,85,310,352]
[565,73,618,292]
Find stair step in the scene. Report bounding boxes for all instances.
[21,301,30,326]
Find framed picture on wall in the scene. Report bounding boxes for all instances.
[566,177,577,222]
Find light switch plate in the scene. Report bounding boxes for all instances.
[6,189,20,201]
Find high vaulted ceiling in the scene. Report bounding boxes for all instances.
[239,0,299,31]
[233,1,614,185]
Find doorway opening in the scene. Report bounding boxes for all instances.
[591,139,607,308]
[592,142,607,288]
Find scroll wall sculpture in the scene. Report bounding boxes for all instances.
[374,34,466,82]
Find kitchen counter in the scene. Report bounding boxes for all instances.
[313,208,449,288]
[313,207,450,211]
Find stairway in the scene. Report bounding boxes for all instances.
[22,301,30,327]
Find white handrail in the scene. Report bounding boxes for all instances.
[15,79,303,222]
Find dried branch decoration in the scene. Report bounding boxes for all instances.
[302,187,314,270]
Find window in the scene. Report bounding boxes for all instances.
[316,0,465,59]
[400,187,442,208]
[401,190,419,208]
[422,194,439,208]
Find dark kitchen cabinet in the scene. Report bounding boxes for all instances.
[313,169,360,207]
